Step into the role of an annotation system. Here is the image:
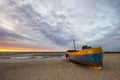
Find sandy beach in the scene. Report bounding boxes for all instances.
[0,54,120,80]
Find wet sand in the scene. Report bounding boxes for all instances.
[0,54,120,80]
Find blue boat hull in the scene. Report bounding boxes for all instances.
[69,53,103,67]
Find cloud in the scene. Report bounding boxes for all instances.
[0,26,38,48]
[0,0,120,51]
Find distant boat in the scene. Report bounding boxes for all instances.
[66,40,103,70]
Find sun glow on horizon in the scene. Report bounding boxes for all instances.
[0,47,65,52]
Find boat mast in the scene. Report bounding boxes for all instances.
[73,40,76,51]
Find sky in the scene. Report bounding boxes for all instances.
[0,0,120,51]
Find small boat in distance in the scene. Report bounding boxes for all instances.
[66,40,103,70]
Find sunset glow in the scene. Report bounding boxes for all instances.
[0,47,64,52]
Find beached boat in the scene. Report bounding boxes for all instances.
[66,40,103,70]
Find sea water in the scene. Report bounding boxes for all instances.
[0,52,66,62]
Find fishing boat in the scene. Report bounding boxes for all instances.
[66,40,103,70]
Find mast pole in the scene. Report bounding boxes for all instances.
[73,40,76,51]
